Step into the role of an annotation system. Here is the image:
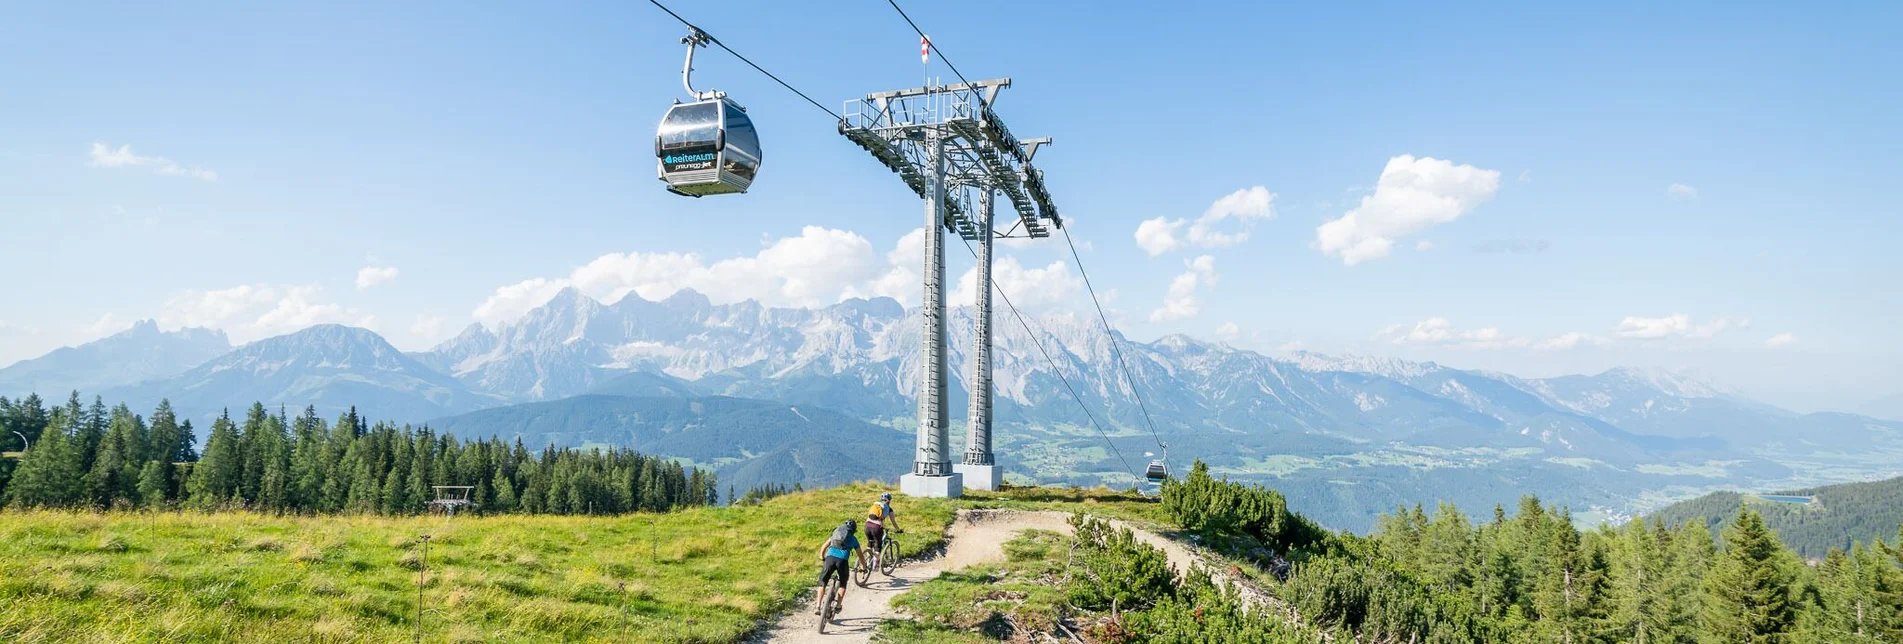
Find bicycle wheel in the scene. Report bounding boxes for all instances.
[853,551,871,587]
[879,538,900,576]
[818,578,837,633]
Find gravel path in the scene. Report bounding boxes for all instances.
[753,509,1229,643]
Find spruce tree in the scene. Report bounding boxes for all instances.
[187,410,243,508]
[1701,509,1797,643]
[137,460,169,509]
[5,411,83,508]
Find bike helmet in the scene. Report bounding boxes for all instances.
[880,492,892,502]
[845,518,857,533]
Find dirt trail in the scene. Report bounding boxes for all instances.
[753,509,1231,643]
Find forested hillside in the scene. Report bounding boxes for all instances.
[0,392,716,514]
[1049,461,1903,642]
[1648,474,1903,558]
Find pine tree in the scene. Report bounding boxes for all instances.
[1701,509,1797,643]
[492,468,517,512]
[5,410,83,508]
[76,395,108,473]
[85,405,145,507]
[255,410,291,513]
[187,410,243,508]
[287,406,324,511]
[1534,519,1611,644]
[137,460,169,510]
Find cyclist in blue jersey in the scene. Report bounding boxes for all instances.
[814,519,862,614]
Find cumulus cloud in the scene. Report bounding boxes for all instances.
[1316,155,1501,266]
[88,142,217,181]
[0,320,39,336]
[1535,332,1609,351]
[87,313,135,337]
[1134,186,1276,256]
[411,315,450,345]
[1148,255,1217,322]
[1765,332,1797,349]
[1134,217,1185,256]
[159,284,373,343]
[1214,321,1241,341]
[1379,317,1528,349]
[1666,183,1698,201]
[1612,313,1735,340]
[473,226,1085,327]
[356,265,399,290]
[473,226,888,327]
[949,257,1082,312]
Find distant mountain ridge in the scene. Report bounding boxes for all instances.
[101,324,498,425]
[0,319,229,398]
[7,289,1902,532]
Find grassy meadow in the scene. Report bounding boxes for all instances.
[0,483,958,643]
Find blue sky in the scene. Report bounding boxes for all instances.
[1,2,1897,412]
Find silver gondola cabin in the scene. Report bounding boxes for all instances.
[656,28,761,197]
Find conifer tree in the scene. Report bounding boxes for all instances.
[187,410,243,508]
[137,460,169,509]
[1701,509,1797,643]
[5,409,83,508]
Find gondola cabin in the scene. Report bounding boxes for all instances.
[656,97,761,197]
[1145,460,1169,482]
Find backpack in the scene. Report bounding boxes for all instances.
[827,523,853,550]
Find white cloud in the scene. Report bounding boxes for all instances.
[1134,186,1276,256]
[1415,240,1435,252]
[949,257,1083,312]
[87,313,135,337]
[1518,170,1532,183]
[251,286,376,338]
[1765,332,1797,349]
[478,226,1008,327]
[356,265,399,290]
[411,315,450,345]
[1148,255,1217,322]
[1612,313,1735,340]
[1134,217,1185,256]
[88,142,217,181]
[1666,183,1698,201]
[158,283,373,343]
[1535,332,1609,351]
[1214,322,1240,341]
[1379,317,1527,349]
[1316,155,1501,266]
[0,320,39,336]
[472,278,571,328]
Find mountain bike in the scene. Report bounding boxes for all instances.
[855,529,903,585]
[878,529,904,576]
[817,575,840,633]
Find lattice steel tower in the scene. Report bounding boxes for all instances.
[840,79,1061,497]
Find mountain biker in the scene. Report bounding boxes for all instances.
[814,519,861,615]
[865,492,902,556]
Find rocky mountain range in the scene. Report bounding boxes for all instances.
[5,289,1899,529]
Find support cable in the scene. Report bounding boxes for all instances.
[1061,227,1172,471]
[644,0,845,122]
[957,238,1140,482]
[883,0,988,111]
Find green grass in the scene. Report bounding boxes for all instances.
[0,482,954,643]
[882,529,1073,642]
[956,485,1166,526]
